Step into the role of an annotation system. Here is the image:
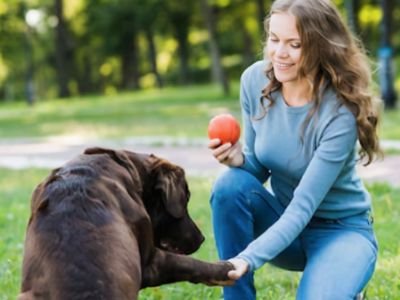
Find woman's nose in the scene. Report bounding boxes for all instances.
[275,43,289,57]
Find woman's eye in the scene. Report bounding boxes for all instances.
[291,43,301,49]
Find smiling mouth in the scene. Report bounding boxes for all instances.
[275,62,293,69]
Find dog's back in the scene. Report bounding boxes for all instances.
[20,148,234,300]
[20,156,142,300]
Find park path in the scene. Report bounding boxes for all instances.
[0,137,399,187]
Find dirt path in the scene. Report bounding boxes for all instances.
[0,137,399,187]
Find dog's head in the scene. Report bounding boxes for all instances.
[146,157,205,254]
[84,147,205,255]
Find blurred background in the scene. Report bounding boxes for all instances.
[0,0,398,107]
[1,1,400,298]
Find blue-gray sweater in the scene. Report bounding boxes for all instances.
[236,60,372,271]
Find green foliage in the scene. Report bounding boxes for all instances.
[0,171,399,299]
[1,0,398,101]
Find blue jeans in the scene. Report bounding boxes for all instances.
[210,168,378,300]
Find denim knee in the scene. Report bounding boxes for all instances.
[211,168,260,205]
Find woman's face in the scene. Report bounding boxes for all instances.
[266,12,302,84]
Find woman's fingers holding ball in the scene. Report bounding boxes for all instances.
[208,138,222,149]
[214,143,232,162]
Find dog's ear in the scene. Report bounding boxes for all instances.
[31,183,49,212]
[152,159,188,218]
[84,147,130,170]
[84,147,123,159]
[30,167,62,213]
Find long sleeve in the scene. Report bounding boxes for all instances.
[239,62,270,183]
[236,111,358,271]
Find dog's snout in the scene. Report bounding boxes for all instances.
[181,220,205,254]
[194,225,205,246]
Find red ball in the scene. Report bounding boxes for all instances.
[208,113,241,144]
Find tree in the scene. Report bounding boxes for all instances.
[137,0,164,88]
[1,0,399,101]
[0,1,35,101]
[165,1,194,85]
[378,0,397,109]
[256,0,267,33]
[144,28,163,88]
[85,0,141,90]
[199,0,230,95]
[54,0,73,97]
[345,0,360,34]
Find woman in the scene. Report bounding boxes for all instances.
[209,0,381,299]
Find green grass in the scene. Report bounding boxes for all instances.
[0,169,49,299]
[0,83,399,140]
[380,109,400,140]
[1,169,399,299]
[0,85,240,139]
[0,84,399,298]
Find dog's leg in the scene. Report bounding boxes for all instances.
[141,248,234,288]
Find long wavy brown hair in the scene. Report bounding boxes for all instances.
[261,0,382,165]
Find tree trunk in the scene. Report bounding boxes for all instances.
[199,0,230,95]
[346,0,360,35]
[121,33,140,90]
[54,0,71,98]
[76,54,95,94]
[145,29,163,88]
[171,15,190,85]
[24,24,35,105]
[379,0,397,108]
[256,0,267,33]
[241,21,255,65]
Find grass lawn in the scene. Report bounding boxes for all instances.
[0,84,399,298]
[0,83,399,141]
[0,85,240,139]
[1,168,399,299]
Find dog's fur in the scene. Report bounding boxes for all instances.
[18,147,233,300]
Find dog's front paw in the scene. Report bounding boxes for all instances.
[206,278,235,286]
[217,261,235,280]
[203,261,235,286]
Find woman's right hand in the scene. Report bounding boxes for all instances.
[227,258,249,280]
[208,139,244,167]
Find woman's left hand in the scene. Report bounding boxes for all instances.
[208,139,244,167]
[227,258,249,280]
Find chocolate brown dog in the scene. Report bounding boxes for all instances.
[18,147,233,300]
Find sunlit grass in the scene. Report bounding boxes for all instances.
[0,84,241,139]
[1,83,399,140]
[380,109,400,140]
[0,169,399,299]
